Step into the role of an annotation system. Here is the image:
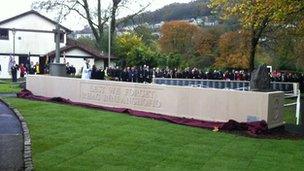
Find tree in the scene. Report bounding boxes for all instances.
[33,0,149,52]
[76,36,97,49]
[128,45,158,67]
[102,0,151,52]
[210,0,304,71]
[134,25,157,46]
[159,21,198,57]
[274,24,304,71]
[193,29,215,57]
[115,32,149,66]
[295,39,304,71]
[166,53,182,69]
[214,31,250,69]
[159,21,216,68]
[115,32,143,59]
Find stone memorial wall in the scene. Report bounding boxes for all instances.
[26,75,285,129]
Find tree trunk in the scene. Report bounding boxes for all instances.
[249,36,258,72]
[110,10,116,53]
[110,0,121,54]
[95,36,103,51]
[249,17,269,71]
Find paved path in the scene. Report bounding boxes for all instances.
[0,93,17,98]
[0,100,23,171]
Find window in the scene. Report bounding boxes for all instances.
[0,29,9,40]
[60,33,64,43]
[54,33,64,43]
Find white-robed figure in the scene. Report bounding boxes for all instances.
[81,58,91,79]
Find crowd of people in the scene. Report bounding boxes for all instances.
[11,58,304,86]
[65,62,76,76]
[79,62,304,85]
[10,61,41,82]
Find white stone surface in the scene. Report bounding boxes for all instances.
[26,75,285,129]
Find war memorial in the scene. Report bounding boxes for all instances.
[26,73,285,130]
[1,0,304,170]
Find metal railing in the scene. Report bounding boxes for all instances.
[153,78,298,94]
[284,90,301,125]
[153,78,301,125]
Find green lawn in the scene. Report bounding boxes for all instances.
[4,97,304,171]
[0,80,21,93]
[284,98,298,124]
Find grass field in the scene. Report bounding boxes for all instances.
[3,97,304,171]
[0,80,21,93]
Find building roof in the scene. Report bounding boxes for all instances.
[42,38,116,60]
[0,10,72,33]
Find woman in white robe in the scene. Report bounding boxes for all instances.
[81,59,91,79]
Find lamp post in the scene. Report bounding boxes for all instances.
[12,28,16,58]
[108,19,111,67]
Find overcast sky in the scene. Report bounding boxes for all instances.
[0,0,192,30]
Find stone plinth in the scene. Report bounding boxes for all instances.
[26,75,285,129]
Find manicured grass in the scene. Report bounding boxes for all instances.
[0,80,21,93]
[284,98,297,124]
[4,98,304,171]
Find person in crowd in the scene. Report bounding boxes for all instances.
[66,62,71,75]
[28,61,35,74]
[11,61,18,82]
[81,58,91,79]
[91,65,98,79]
[19,63,27,78]
[34,62,40,74]
[85,63,304,91]
[100,67,105,80]
[70,65,76,76]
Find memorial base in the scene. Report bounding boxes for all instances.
[26,75,285,129]
[49,63,66,77]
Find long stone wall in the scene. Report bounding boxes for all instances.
[26,75,285,129]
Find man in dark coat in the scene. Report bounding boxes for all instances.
[11,63,18,82]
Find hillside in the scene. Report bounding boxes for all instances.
[119,0,212,26]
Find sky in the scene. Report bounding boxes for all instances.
[0,0,193,30]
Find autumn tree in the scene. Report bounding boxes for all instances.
[214,31,250,69]
[210,0,304,71]
[159,21,215,68]
[159,21,198,57]
[274,23,304,71]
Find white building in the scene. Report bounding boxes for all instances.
[43,38,115,75]
[0,10,114,79]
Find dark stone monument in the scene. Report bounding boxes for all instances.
[49,63,66,77]
[250,64,271,91]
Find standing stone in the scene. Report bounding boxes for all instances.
[250,64,271,91]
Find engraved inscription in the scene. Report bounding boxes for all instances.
[81,83,162,109]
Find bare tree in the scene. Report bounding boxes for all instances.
[33,0,150,51]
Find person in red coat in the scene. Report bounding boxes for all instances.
[19,63,27,78]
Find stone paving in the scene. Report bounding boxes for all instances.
[0,101,23,170]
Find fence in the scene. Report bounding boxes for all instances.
[153,78,301,125]
[153,78,298,94]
